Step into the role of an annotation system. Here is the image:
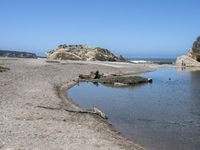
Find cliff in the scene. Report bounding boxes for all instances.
[188,36,200,61]
[0,50,37,58]
[176,36,200,67]
[46,44,126,62]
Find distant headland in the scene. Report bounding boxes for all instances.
[0,50,37,58]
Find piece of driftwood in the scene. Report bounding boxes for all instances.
[37,105,108,119]
[93,107,107,119]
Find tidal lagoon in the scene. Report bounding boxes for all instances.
[69,67,200,150]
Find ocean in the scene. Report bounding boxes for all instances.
[128,58,176,64]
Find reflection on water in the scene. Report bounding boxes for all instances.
[176,66,200,72]
[68,67,200,150]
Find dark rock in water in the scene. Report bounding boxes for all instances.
[79,71,151,87]
[96,76,149,86]
[148,78,153,83]
[0,50,37,58]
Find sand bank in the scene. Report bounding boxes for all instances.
[0,58,169,149]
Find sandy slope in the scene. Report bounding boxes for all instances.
[0,58,155,150]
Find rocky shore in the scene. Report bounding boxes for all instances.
[176,36,200,67]
[0,58,164,149]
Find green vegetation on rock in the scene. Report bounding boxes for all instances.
[95,76,149,87]
[79,71,151,87]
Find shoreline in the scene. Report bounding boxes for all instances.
[58,64,174,149]
[0,58,173,149]
[60,79,147,150]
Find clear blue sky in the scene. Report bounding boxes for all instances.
[0,0,200,58]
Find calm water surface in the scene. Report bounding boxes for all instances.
[68,67,200,150]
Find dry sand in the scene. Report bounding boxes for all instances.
[0,58,164,150]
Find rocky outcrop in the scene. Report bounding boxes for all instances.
[189,36,200,61]
[79,70,104,80]
[0,50,37,58]
[176,55,200,67]
[176,36,200,67]
[79,71,152,87]
[47,44,126,62]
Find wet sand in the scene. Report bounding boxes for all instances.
[0,58,166,150]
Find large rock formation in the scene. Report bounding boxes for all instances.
[176,36,200,67]
[188,36,200,61]
[46,44,126,62]
[0,50,37,58]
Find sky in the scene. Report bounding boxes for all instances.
[0,0,200,58]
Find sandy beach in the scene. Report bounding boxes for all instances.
[0,58,166,150]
